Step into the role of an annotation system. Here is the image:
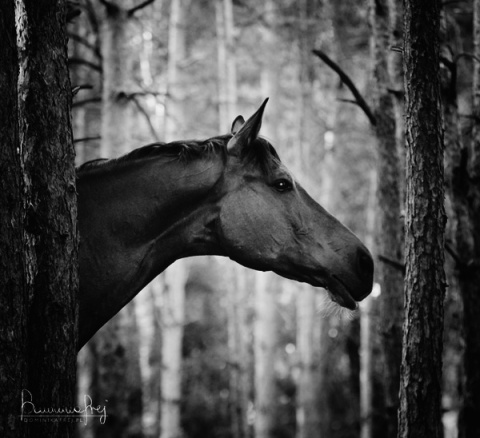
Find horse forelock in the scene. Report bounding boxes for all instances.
[239,137,285,178]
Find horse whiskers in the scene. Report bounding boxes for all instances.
[316,290,358,321]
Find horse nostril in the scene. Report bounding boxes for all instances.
[357,247,374,280]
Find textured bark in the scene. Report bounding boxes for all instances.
[0,3,27,437]
[398,1,446,437]
[1,1,79,437]
[368,1,404,437]
[457,1,480,436]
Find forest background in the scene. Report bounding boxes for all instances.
[1,0,479,438]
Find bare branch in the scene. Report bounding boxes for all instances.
[455,52,480,65]
[445,241,464,270]
[98,0,118,13]
[387,88,404,99]
[128,0,155,16]
[312,49,377,127]
[68,57,102,73]
[378,255,405,274]
[72,84,93,97]
[130,95,160,139]
[68,32,101,59]
[72,97,101,108]
[74,136,101,143]
[67,1,82,22]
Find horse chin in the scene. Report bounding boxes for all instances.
[273,268,358,311]
[324,276,358,311]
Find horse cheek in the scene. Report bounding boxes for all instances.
[218,191,286,263]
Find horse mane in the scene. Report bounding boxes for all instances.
[76,135,230,174]
[76,134,282,177]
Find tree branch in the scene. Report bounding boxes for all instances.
[378,255,405,274]
[130,95,160,139]
[71,84,93,97]
[72,97,101,108]
[68,32,101,59]
[312,49,377,127]
[68,57,102,73]
[455,52,480,65]
[128,0,156,16]
[74,136,101,144]
[98,0,118,13]
[445,241,464,270]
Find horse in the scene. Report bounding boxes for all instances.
[77,99,374,349]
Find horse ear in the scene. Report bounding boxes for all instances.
[231,116,245,135]
[227,98,269,152]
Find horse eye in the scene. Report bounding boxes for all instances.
[273,179,293,192]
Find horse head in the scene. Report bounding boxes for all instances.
[216,99,374,309]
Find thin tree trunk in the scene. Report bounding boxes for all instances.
[398,1,446,437]
[368,2,404,437]
[457,1,480,436]
[159,2,188,437]
[215,0,236,132]
[164,0,186,140]
[89,3,143,437]
[296,285,322,438]
[254,272,278,438]
[160,262,188,438]
[227,265,251,438]
[360,169,378,438]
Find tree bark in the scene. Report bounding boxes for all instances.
[0,1,78,437]
[0,3,27,437]
[368,1,404,437]
[398,1,446,437]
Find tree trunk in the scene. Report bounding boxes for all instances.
[254,272,278,438]
[296,285,322,438]
[360,169,378,438]
[215,0,237,132]
[159,2,189,437]
[0,1,78,437]
[226,265,251,438]
[457,1,480,436]
[398,1,446,437]
[368,1,404,437]
[164,0,187,140]
[88,3,143,437]
[0,3,27,437]
[160,262,188,438]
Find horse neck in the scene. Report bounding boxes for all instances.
[77,153,225,347]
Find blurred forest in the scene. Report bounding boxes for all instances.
[63,0,475,438]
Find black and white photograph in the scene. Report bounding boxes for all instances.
[1,1,479,437]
